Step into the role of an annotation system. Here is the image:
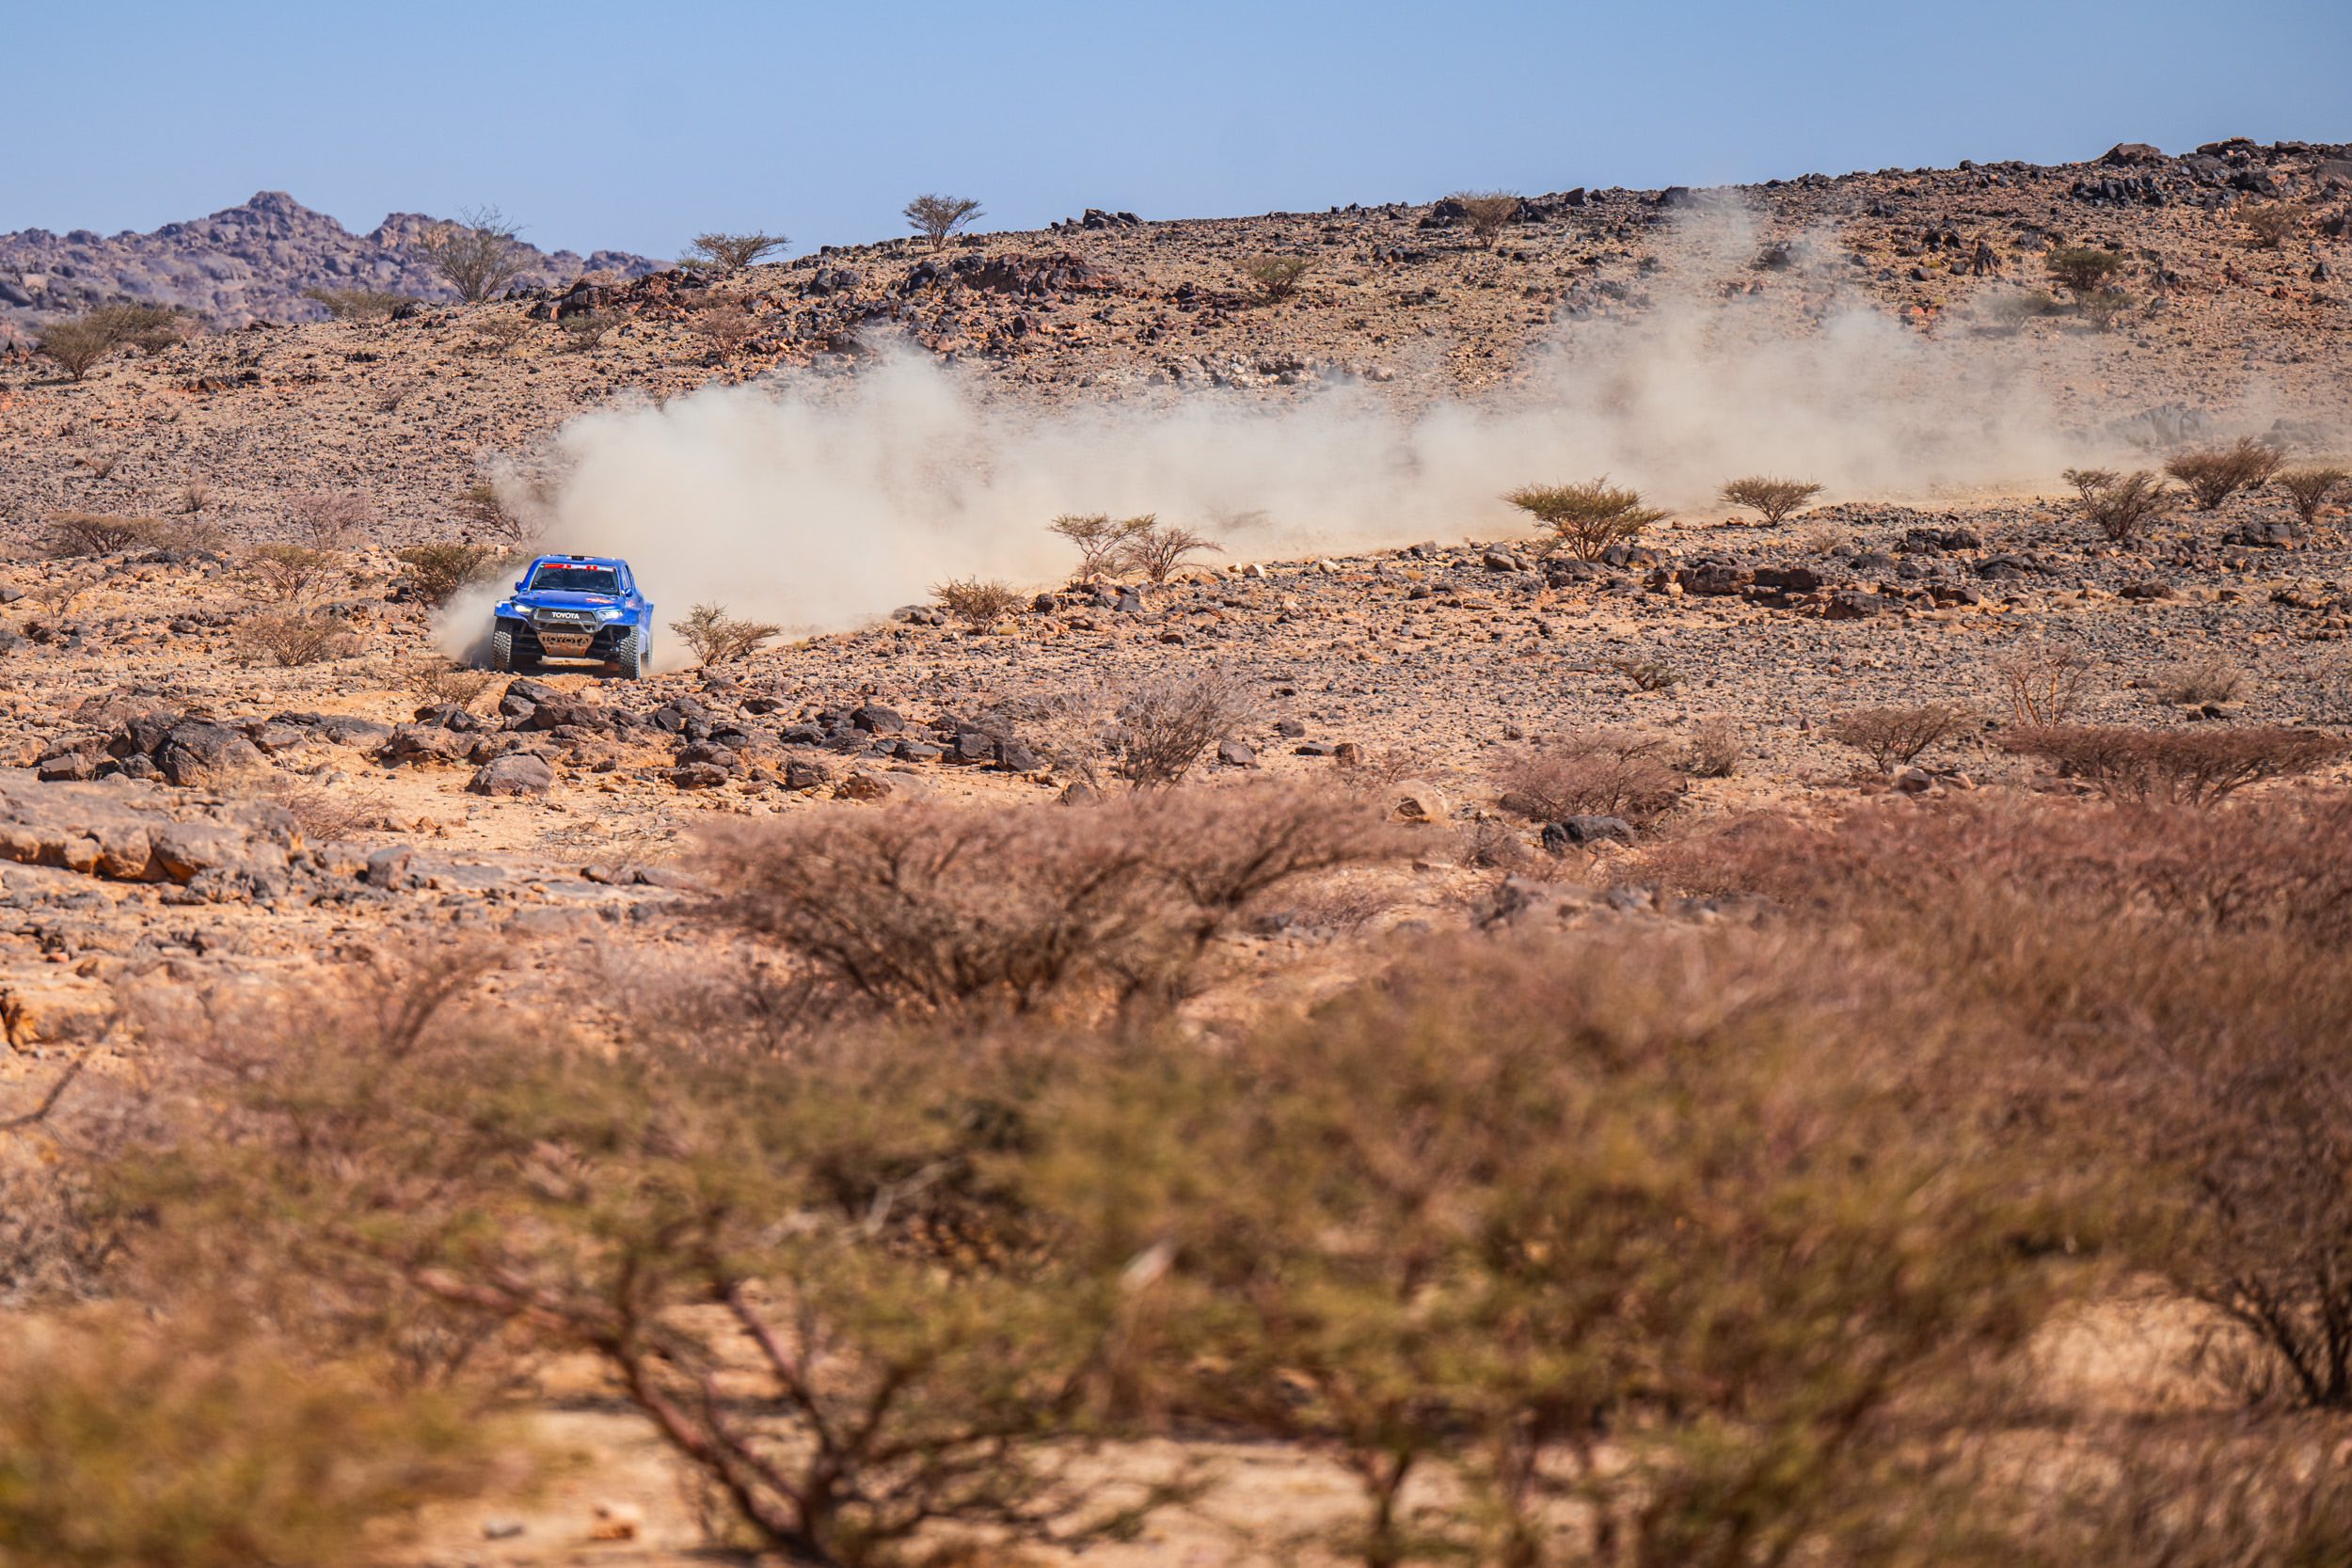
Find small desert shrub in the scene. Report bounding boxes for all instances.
[555,309,617,350]
[2167,436,2284,511]
[1122,518,1223,583]
[77,446,125,480]
[234,610,358,667]
[2000,723,2344,805]
[288,490,373,546]
[458,479,547,546]
[1992,641,2098,726]
[1792,520,1847,555]
[1608,655,1682,692]
[2045,246,2123,297]
[394,657,498,711]
[700,782,1401,1013]
[300,286,409,321]
[465,313,531,355]
[930,576,1025,624]
[242,543,342,607]
[2276,466,2347,528]
[2068,467,2173,542]
[1830,703,1973,772]
[1453,816,1532,869]
[2241,199,2310,247]
[0,1313,500,1568]
[1720,475,1822,524]
[1111,667,1256,788]
[246,776,391,845]
[903,193,984,248]
[1048,512,1152,581]
[2155,653,2245,706]
[682,231,789,271]
[671,601,782,664]
[1678,717,1746,778]
[1497,731,1683,825]
[394,542,503,608]
[1446,189,1520,245]
[35,318,122,381]
[415,206,527,302]
[1238,254,1311,302]
[178,478,215,514]
[86,302,188,355]
[1505,478,1669,561]
[686,301,755,358]
[44,510,161,557]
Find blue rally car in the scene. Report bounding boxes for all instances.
[489,554,654,679]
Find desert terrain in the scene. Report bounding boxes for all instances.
[2,135,2350,1568]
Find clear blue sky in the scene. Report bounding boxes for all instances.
[10,0,2346,260]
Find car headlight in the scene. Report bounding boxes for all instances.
[596,606,628,621]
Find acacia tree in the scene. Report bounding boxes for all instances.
[684,232,790,272]
[417,207,530,303]
[904,194,984,249]
[1505,479,1668,561]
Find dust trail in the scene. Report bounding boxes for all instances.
[485,205,2123,642]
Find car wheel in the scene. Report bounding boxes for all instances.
[489,626,515,673]
[614,626,646,680]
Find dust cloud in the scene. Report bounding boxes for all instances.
[502,205,2117,641]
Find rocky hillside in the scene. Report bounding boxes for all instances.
[0,191,662,331]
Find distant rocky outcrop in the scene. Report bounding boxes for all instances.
[0,191,663,331]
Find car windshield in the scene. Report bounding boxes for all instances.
[529,564,621,594]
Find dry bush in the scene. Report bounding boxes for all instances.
[35,316,121,381]
[1679,717,1746,778]
[394,657,498,711]
[44,509,161,557]
[699,783,1403,1014]
[2242,199,2310,247]
[1497,731,1683,825]
[178,478,215,514]
[683,231,789,271]
[2276,466,2348,528]
[1238,254,1311,302]
[415,206,527,302]
[1505,478,1669,561]
[930,576,1025,624]
[466,313,531,355]
[1048,512,1152,581]
[1453,816,1533,869]
[26,571,96,622]
[2167,437,2284,511]
[458,479,547,546]
[1447,189,1520,245]
[1999,723,2344,805]
[2070,467,2173,542]
[300,286,409,320]
[1720,474,1823,523]
[1793,520,1847,555]
[1607,654,1681,692]
[1830,703,1973,771]
[0,1312,501,1568]
[241,543,342,607]
[77,445,125,480]
[1122,518,1222,583]
[394,542,503,608]
[670,601,781,664]
[246,776,391,844]
[146,967,1174,1563]
[2155,653,2245,706]
[234,609,358,667]
[2,1057,142,1305]
[1651,794,2352,1414]
[288,490,373,547]
[903,193,984,248]
[1992,641,2098,726]
[1111,667,1256,788]
[686,300,755,358]
[87,302,187,354]
[1046,932,2087,1568]
[555,308,618,351]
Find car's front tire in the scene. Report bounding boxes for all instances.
[613,626,646,680]
[489,625,528,674]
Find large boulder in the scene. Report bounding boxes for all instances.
[155,719,267,788]
[468,753,555,797]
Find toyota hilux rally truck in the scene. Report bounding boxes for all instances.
[488,554,653,679]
